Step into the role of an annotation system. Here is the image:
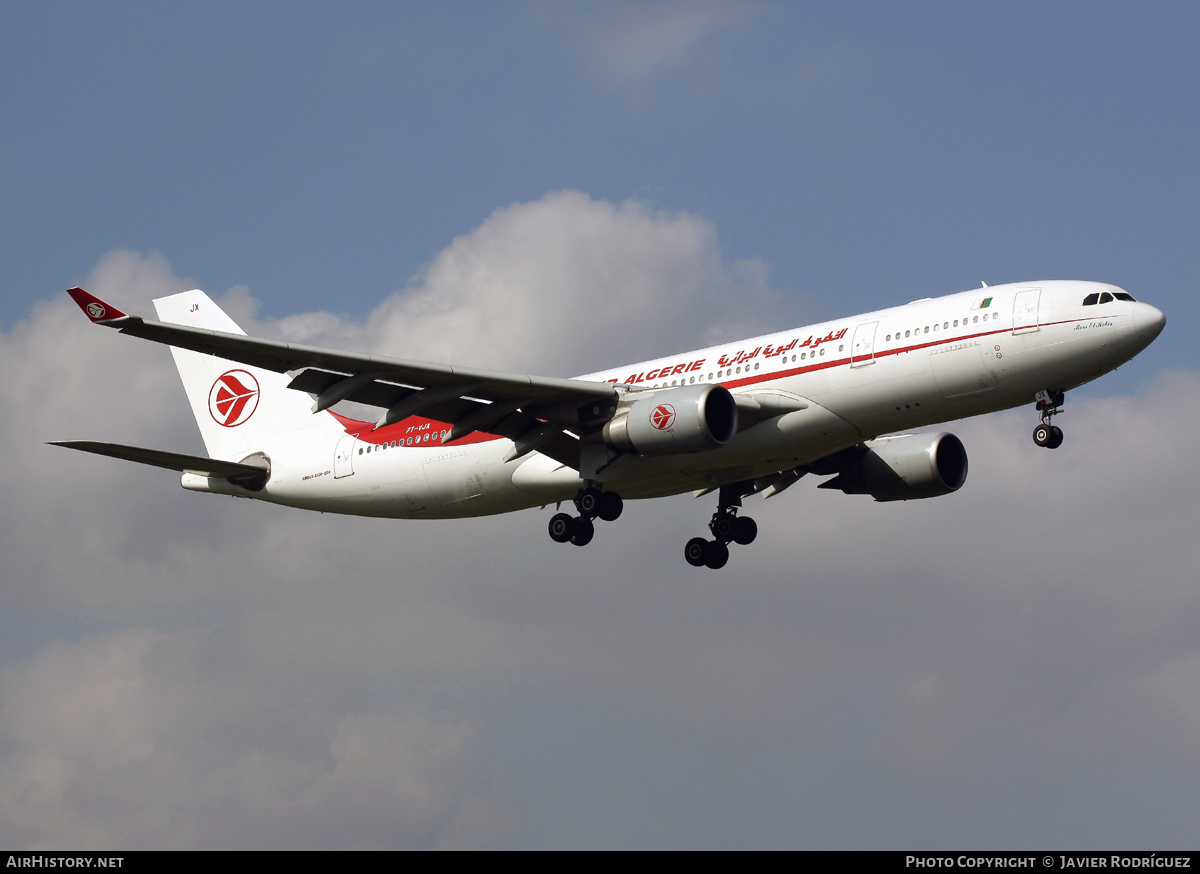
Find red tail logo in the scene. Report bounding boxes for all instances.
[208,370,260,427]
[650,403,676,431]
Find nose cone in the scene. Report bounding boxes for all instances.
[1133,302,1166,346]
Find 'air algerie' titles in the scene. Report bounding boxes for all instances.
[621,359,706,385]
[616,327,849,386]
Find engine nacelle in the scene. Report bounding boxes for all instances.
[603,384,738,455]
[821,432,968,501]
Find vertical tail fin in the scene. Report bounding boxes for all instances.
[153,290,341,459]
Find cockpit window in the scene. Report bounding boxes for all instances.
[1099,292,1114,304]
[1113,292,1137,301]
[1082,293,1100,306]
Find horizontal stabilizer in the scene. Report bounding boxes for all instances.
[50,441,270,488]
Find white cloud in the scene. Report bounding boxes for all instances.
[1153,652,1200,743]
[577,3,868,109]
[274,189,787,376]
[0,628,512,849]
[583,1,761,95]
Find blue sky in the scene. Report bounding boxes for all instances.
[2,1,1199,849]
[6,2,1195,360]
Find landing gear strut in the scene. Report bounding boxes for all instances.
[547,483,623,547]
[685,483,757,569]
[1032,389,1065,449]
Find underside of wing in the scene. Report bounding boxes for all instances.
[285,367,588,466]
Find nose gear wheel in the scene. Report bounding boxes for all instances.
[1032,389,1065,449]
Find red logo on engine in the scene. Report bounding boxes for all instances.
[650,403,676,431]
[209,370,260,427]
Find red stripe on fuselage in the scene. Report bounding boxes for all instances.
[330,411,504,447]
[331,316,1094,438]
[658,317,1092,391]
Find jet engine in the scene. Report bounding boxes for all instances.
[603,384,738,455]
[818,432,967,501]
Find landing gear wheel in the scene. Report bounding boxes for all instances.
[1047,425,1064,449]
[732,516,758,546]
[690,482,755,569]
[711,512,737,543]
[703,541,729,570]
[685,537,709,567]
[598,491,623,522]
[570,516,594,546]
[1033,423,1052,447]
[548,513,575,543]
[575,487,602,518]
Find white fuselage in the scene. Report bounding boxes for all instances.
[195,280,1163,518]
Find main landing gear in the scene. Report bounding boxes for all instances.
[548,484,623,547]
[685,483,757,570]
[1032,389,1065,449]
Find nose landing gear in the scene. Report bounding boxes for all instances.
[1032,389,1065,449]
[685,483,757,569]
[547,484,623,547]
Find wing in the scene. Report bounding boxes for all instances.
[67,288,619,468]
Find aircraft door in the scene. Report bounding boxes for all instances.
[334,435,356,478]
[1013,289,1042,335]
[850,321,878,367]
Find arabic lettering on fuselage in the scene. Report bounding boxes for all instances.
[611,326,847,385]
[718,327,847,368]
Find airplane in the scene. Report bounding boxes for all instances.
[54,280,1165,569]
